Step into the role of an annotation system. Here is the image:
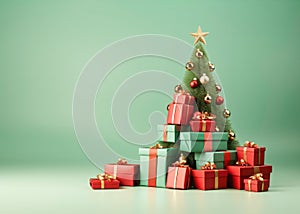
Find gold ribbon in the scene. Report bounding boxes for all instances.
[173,167,179,188]
[172,153,187,167]
[96,173,114,189]
[244,141,258,148]
[236,159,248,166]
[192,111,216,120]
[202,120,206,131]
[201,162,217,170]
[248,173,264,191]
[248,179,251,191]
[113,165,117,179]
[150,143,165,149]
[171,103,177,124]
[253,166,260,174]
[214,170,219,189]
[249,173,264,181]
[117,158,128,165]
[243,147,247,163]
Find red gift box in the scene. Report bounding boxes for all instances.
[104,164,140,186]
[190,120,216,132]
[173,93,195,105]
[89,178,120,190]
[166,166,191,190]
[244,178,269,192]
[192,169,228,190]
[167,103,194,125]
[227,165,272,190]
[236,146,266,166]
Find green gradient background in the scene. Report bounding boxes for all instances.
[0,0,300,213]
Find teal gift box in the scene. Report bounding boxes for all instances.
[139,147,178,187]
[157,124,181,143]
[194,150,237,169]
[179,132,228,153]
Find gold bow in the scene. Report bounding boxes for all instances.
[236,159,249,166]
[192,111,216,120]
[172,153,188,167]
[117,158,128,165]
[244,141,258,148]
[201,161,217,170]
[150,143,164,149]
[97,173,114,181]
[249,173,264,181]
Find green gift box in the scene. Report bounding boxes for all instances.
[180,140,227,153]
[179,132,228,153]
[194,150,237,169]
[139,147,178,187]
[157,124,181,143]
[180,132,228,141]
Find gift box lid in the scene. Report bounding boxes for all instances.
[104,164,140,175]
[157,124,181,132]
[227,165,272,176]
[192,169,228,178]
[236,146,266,152]
[180,132,228,141]
[139,147,178,156]
[194,150,237,161]
[173,93,195,104]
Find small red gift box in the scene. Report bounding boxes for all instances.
[190,120,216,132]
[89,178,120,190]
[167,103,194,125]
[166,166,191,190]
[236,146,266,166]
[244,178,269,192]
[192,169,228,190]
[104,163,140,186]
[227,165,272,190]
[173,93,195,105]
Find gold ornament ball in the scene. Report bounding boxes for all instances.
[200,73,210,85]
[195,49,204,58]
[185,62,194,71]
[208,62,215,71]
[204,94,212,104]
[215,84,222,93]
[223,109,231,118]
[228,131,236,141]
[174,84,183,93]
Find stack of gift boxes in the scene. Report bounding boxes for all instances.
[90,92,272,192]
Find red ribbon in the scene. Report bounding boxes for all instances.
[223,151,231,167]
[163,125,168,142]
[148,148,157,187]
[203,132,212,152]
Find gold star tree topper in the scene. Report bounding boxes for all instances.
[190,25,209,45]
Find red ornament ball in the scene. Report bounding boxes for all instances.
[215,95,224,105]
[190,78,198,88]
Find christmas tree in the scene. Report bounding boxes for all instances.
[181,25,239,150]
